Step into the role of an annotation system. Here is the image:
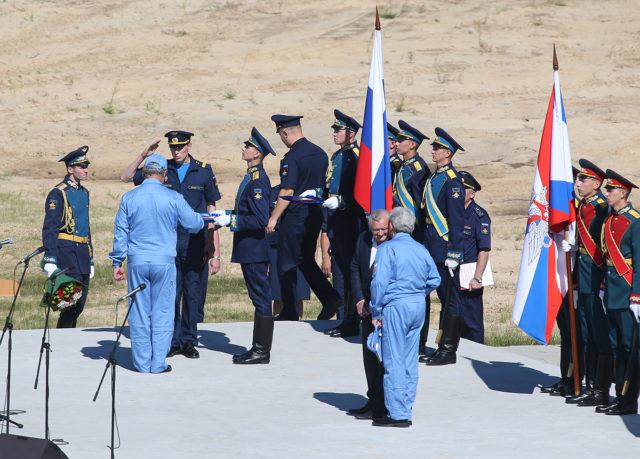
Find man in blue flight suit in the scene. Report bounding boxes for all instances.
[562,160,613,406]
[369,207,440,427]
[42,146,94,329]
[596,170,640,415]
[266,114,344,321]
[110,154,205,373]
[213,127,275,364]
[120,131,221,359]
[420,127,466,366]
[457,171,491,344]
[322,109,367,338]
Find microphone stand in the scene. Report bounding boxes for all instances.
[0,259,30,433]
[33,275,57,441]
[93,293,138,459]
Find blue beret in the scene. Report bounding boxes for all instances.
[458,170,481,191]
[59,146,90,166]
[431,127,464,154]
[398,120,429,144]
[245,127,276,156]
[144,153,168,170]
[331,109,362,132]
[271,114,303,131]
[387,123,399,141]
[164,130,194,146]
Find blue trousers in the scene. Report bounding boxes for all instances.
[381,299,425,421]
[435,264,461,315]
[241,263,272,317]
[172,254,201,347]
[461,288,484,344]
[127,262,176,373]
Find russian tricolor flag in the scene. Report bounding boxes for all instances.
[512,57,576,344]
[354,10,392,213]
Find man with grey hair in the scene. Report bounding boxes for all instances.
[348,209,390,420]
[110,154,205,374]
[369,207,440,427]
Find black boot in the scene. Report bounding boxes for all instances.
[234,316,273,365]
[233,313,259,362]
[548,378,573,397]
[606,355,639,415]
[317,296,343,321]
[596,358,626,413]
[566,351,596,404]
[426,315,462,366]
[579,353,613,407]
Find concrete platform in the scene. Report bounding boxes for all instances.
[0,321,638,458]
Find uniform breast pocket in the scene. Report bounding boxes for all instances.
[188,185,204,191]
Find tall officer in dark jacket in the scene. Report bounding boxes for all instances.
[458,171,491,344]
[388,123,401,178]
[563,160,612,406]
[597,170,640,415]
[420,127,466,366]
[322,110,367,338]
[42,146,94,328]
[121,131,221,359]
[214,128,275,364]
[266,115,343,321]
[347,209,390,420]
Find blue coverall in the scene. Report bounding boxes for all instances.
[370,232,440,421]
[110,178,204,373]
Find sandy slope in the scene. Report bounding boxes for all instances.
[1,0,639,335]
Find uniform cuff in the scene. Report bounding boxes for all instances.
[230,214,238,232]
[315,188,324,197]
[446,250,463,261]
[43,254,57,265]
[630,293,640,304]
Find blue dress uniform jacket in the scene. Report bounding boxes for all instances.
[230,164,271,263]
[461,201,491,344]
[42,176,93,275]
[369,232,440,421]
[392,154,430,222]
[109,178,204,373]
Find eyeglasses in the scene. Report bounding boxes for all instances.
[74,164,89,169]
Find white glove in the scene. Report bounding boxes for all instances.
[630,303,640,323]
[43,263,57,278]
[90,265,95,279]
[561,240,577,253]
[300,189,317,198]
[322,196,339,210]
[213,214,231,227]
[573,294,578,310]
[444,258,460,270]
[599,290,605,300]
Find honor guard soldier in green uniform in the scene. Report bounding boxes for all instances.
[42,146,94,328]
[214,128,275,364]
[322,109,367,338]
[563,160,612,406]
[597,169,640,415]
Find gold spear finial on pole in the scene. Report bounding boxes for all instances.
[553,43,558,71]
[375,7,381,30]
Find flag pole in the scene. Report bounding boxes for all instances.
[556,44,581,396]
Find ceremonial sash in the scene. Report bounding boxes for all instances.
[422,172,448,240]
[394,165,416,218]
[577,203,603,266]
[234,173,251,214]
[604,217,632,286]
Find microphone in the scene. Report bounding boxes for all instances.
[0,238,14,247]
[19,246,45,264]
[50,264,75,279]
[119,283,147,301]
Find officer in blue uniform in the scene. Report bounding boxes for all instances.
[458,171,491,344]
[392,120,431,238]
[266,114,343,321]
[420,127,466,366]
[214,127,275,364]
[42,146,94,328]
[369,207,440,427]
[322,110,367,338]
[110,154,205,373]
[387,123,401,178]
[597,170,640,415]
[121,131,221,359]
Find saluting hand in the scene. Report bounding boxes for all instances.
[142,140,161,158]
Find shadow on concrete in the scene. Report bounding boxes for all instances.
[621,414,640,437]
[198,329,246,356]
[313,392,368,413]
[82,326,130,339]
[467,357,557,394]
[80,339,136,371]
[304,320,361,343]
